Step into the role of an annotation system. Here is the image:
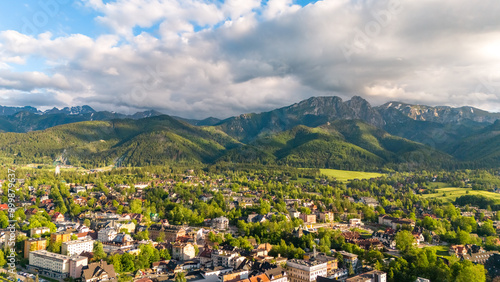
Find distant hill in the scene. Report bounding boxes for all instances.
[0,115,239,167]
[2,96,500,169]
[0,105,165,133]
[217,120,453,170]
[172,116,221,126]
[0,105,39,116]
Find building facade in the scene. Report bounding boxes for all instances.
[345,270,386,282]
[82,260,117,282]
[28,250,88,279]
[62,238,94,256]
[50,232,72,244]
[30,227,51,237]
[287,259,327,282]
[300,214,317,224]
[171,242,196,261]
[212,216,229,230]
[24,238,47,259]
[98,228,117,242]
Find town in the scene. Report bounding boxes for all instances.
[0,166,499,282]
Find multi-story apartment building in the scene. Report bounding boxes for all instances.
[97,228,117,242]
[303,253,338,275]
[117,221,136,234]
[62,238,94,256]
[319,212,334,223]
[337,251,359,269]
[299,214,317,224]
[212,250,243,268]
[171,242,196,261]
[287,259,327,282]
[289,209,301,219]
[30,227,51,237]
[163,226,186,242]
[24,238,47,258]
[28,250,88,279]
[148,224,187,242]
[50,232,72,244]
[378,215,415,230]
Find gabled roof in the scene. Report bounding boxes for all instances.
[82,260,117,282]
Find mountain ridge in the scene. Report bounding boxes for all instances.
[2,96,500,169]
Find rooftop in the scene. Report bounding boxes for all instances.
[288,258,326,267]
[30,250,87,261]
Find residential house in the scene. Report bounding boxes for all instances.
[102,233,133,253]
[360,197,379,208]
[212,216,229,230]
[337,251,359,269]
[349,218,363,228]
[171,242,196,261]
[265,266,288,282]
[354,239,384,251]
[319,212,334,223]
[82,260,117,282]
[289,210,301,219]
[372,229,396,249]
[378,215,415,230]
[212,249,243,268]
[97,228,117,242]
[449,245,468,257]
[52,212,65,222]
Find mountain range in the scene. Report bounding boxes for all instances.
[0,105,167,133]
[1,96,500,170]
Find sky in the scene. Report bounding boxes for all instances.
[1,0,500,119]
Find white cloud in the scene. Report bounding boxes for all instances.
[1,0,500,117]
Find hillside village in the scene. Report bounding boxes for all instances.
[0,166,499,282]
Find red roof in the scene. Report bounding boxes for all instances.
[51,212,63,220]
[0,204,8,210]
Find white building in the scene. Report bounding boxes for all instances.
[287,259,327,282]
[349,218,363,228]
[172,242,196,261]
[212,216,229,230]
[98,228,117,242]
[212,250,244,268]
[289,210,301,219]
[30,227,51,237]
[28,250,88,279]
[62,238,94,256]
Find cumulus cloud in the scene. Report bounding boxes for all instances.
[1,0,500,118]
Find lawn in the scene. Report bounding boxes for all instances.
[425,181,451,189]
[422,245,453,259]
[291,177,315,184]
[421,187,500,203]
[319,169,385,182]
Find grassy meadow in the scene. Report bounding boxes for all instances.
[319,168,385,182]
[421,185,500,203]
